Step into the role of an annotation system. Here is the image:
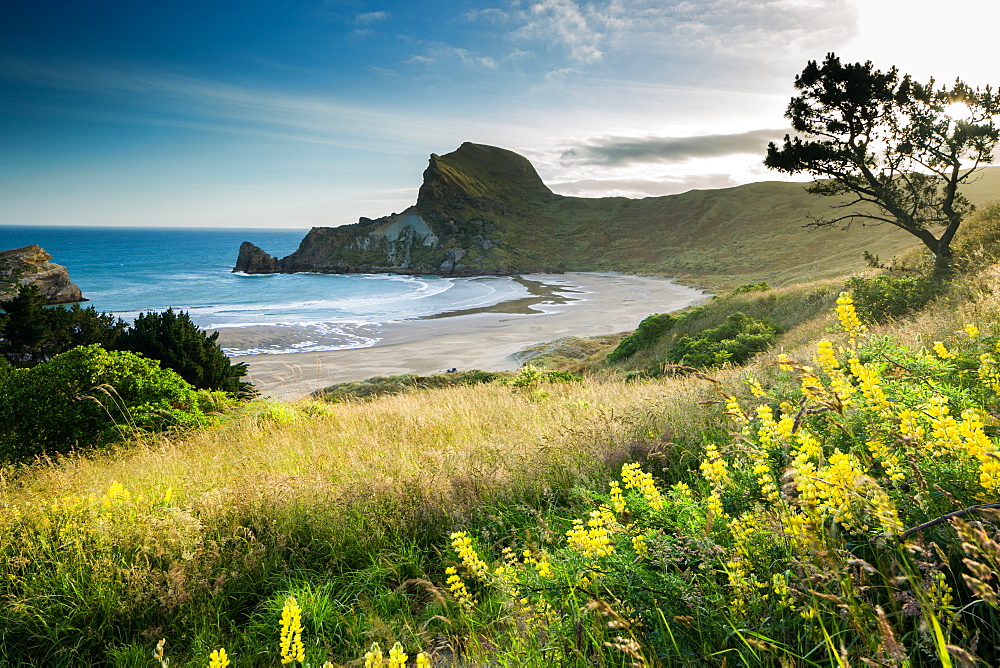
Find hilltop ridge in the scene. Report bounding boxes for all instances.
[235,143,1000,289]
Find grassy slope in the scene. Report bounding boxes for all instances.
[413,146,1000,289]
[7,248,1000,663]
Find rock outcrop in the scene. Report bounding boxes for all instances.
[234,242,280,274]
[234,142,557,277]
[0,245,84,304]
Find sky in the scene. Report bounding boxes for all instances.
[1,0,997,229]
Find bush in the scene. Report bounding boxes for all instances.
[115,308,250,393]
[607,313,677,363]
[0,344,220,462]
[845,274,944,323]
[665,312,782,368]
[728,282,771,295]
[0,285,125,366]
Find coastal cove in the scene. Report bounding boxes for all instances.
[0,226,706,398]
[221,272,707,399]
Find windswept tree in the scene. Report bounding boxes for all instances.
[765,53,1000,273]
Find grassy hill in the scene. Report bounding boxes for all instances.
[253,144,1000,290]
[8,248,1000,663]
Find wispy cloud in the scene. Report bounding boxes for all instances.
[356,11,389,25]
[560,129,789,167]
[465,0,857,85]
[0,56,443,150]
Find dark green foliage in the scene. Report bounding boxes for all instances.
[765,53,1000,273]
[114,308,250,393]
[0,344,214,462]
[728,282,771,295]
[845,274,945,323]
[0,285,126,366]
[607,313,676,363]
[665,312,783,368]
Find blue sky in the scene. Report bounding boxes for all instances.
[1,0,995,229]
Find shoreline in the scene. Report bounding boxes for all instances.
[218,272,708,399]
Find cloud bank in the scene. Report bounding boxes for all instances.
[560,129,788,167]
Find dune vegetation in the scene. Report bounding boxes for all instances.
[4,198,1000,665]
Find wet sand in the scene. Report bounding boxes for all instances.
[217,273,707,399]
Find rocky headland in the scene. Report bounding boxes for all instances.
[0,245,84,304]
[235,142,1000,289]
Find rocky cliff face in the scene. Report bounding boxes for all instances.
[0,245,84,304]
[234,142,560,276]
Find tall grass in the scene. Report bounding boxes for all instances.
[6,258,1000,665]
[0,378,717,664]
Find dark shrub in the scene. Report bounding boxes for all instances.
[845,274,944,324]
[665,312,783,368]
[607,313,677,363]
[115,308,250,393]
[0,285,125,366]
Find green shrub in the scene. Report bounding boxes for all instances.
[845,273,944,323]
[607,313,677,363]
[728,282,771,295]
[0,344,219,462]
[115,308,251,393]
[665,312,782,368]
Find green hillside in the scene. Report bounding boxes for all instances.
[251,144,1000,290]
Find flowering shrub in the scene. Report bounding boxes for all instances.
[438,292,1000,665]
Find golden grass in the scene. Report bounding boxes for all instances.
[2,378,720,529]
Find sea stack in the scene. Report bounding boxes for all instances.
[0,245,84,304]
[233,241,280,274]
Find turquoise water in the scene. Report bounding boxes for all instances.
[0,226,532,355]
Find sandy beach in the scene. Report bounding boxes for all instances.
[218,273,707,399]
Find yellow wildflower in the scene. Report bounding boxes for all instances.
[835,292,867,339]
[417,653,432,668]
[449,532,490,580]
[566,509,615,557]
[445,567,475,609]
[279,596,305,664]
[609,480,626,514]
[620,462,664,510]
[388,642,408,668]
[966,324,981,338]
[813,340,840,374]
[933,341,956,360]
[208,648,230,668]
[365,643,384,668]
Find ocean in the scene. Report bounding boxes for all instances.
[0,226,544,356]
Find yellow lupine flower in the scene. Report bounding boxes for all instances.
[208,648,230,668]
[933,341,956,360]
[867,439,905,481]
[849,358,889,410]
[417,653,432,667]
[835,293,867,338]
[813,340,840,374]
[279,596,305,664]
[388,642,408,668]
[609,480,626,514]
[449,532,490,580]
[777,353,793,372]
[966,324,981,338]
[566,509,614,557]
[620,462,664,510]
[365,642,384,668]
[445,567,475,609]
